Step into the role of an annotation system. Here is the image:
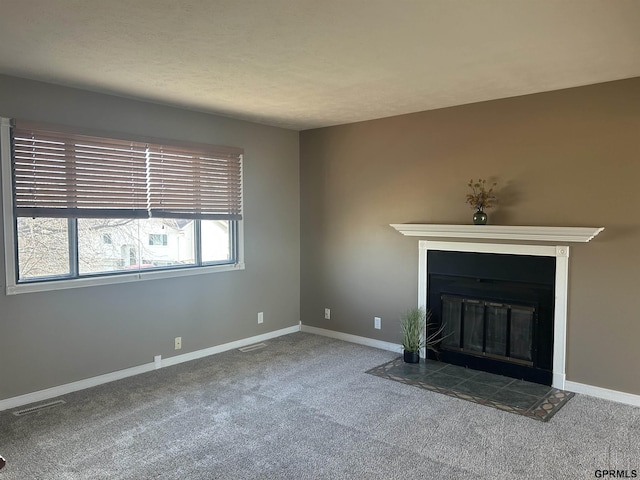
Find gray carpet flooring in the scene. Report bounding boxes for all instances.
[0,332,639,479]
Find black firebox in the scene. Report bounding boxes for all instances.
[426,250,555,385]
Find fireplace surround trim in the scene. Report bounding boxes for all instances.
[391,224,604,243]
[417,240,569,389]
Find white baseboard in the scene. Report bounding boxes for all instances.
[564,380,640,408]
[300,324,403,354]
[4,323,639,412]
[301,324,640,409]
[552,372,566,391]
[0,363,158,412]
[0,324,300,412]
[159,325,300,368]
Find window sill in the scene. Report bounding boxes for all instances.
[5,262,245,295]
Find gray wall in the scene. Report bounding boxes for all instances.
[300,77,640,396]
[3,73,639,401]
[0,75,300,400]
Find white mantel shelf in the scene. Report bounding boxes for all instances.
[390,224,604,243]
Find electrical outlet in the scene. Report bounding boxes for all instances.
[258,311,264,324]
[374,317,381,329]
[324,308,331,320]
[174,337,182,350]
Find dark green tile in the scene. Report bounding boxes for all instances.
[421,359,449,374]
[439,364,481,380]
[387,360,442,379]
[386,364,418,376]
[490,389,540,409]
[402,370,429,381]
[425,372,464,389]
[365,357,574,422]
[453,380,500,397]
[470,371,516,388]
[508,380,552,398]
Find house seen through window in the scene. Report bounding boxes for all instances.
[3,119,243,286]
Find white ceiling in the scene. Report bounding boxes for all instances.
[0,1,639,131]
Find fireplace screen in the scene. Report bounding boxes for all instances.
[440,295,534,365]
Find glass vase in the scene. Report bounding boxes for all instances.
[473,209,488,225]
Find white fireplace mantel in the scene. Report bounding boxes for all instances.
[393,224,605,390]
[390,224,604,243]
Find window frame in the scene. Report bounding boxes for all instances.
[148,233,168,246]
[1,117,245,295]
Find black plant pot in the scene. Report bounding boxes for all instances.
[403,350,420,363]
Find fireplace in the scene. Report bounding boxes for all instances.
[426,250,555,385]
[392,224,605,390]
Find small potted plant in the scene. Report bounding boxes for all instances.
[400,307,446,363]
[466,178,497,225]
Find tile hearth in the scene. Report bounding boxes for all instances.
[366,357,574,421]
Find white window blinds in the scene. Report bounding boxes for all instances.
[12,121,243,220]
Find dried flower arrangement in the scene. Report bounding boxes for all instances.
[466,179,497,211]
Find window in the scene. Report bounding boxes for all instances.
[149,233,168,246]
[1,118,244,294]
